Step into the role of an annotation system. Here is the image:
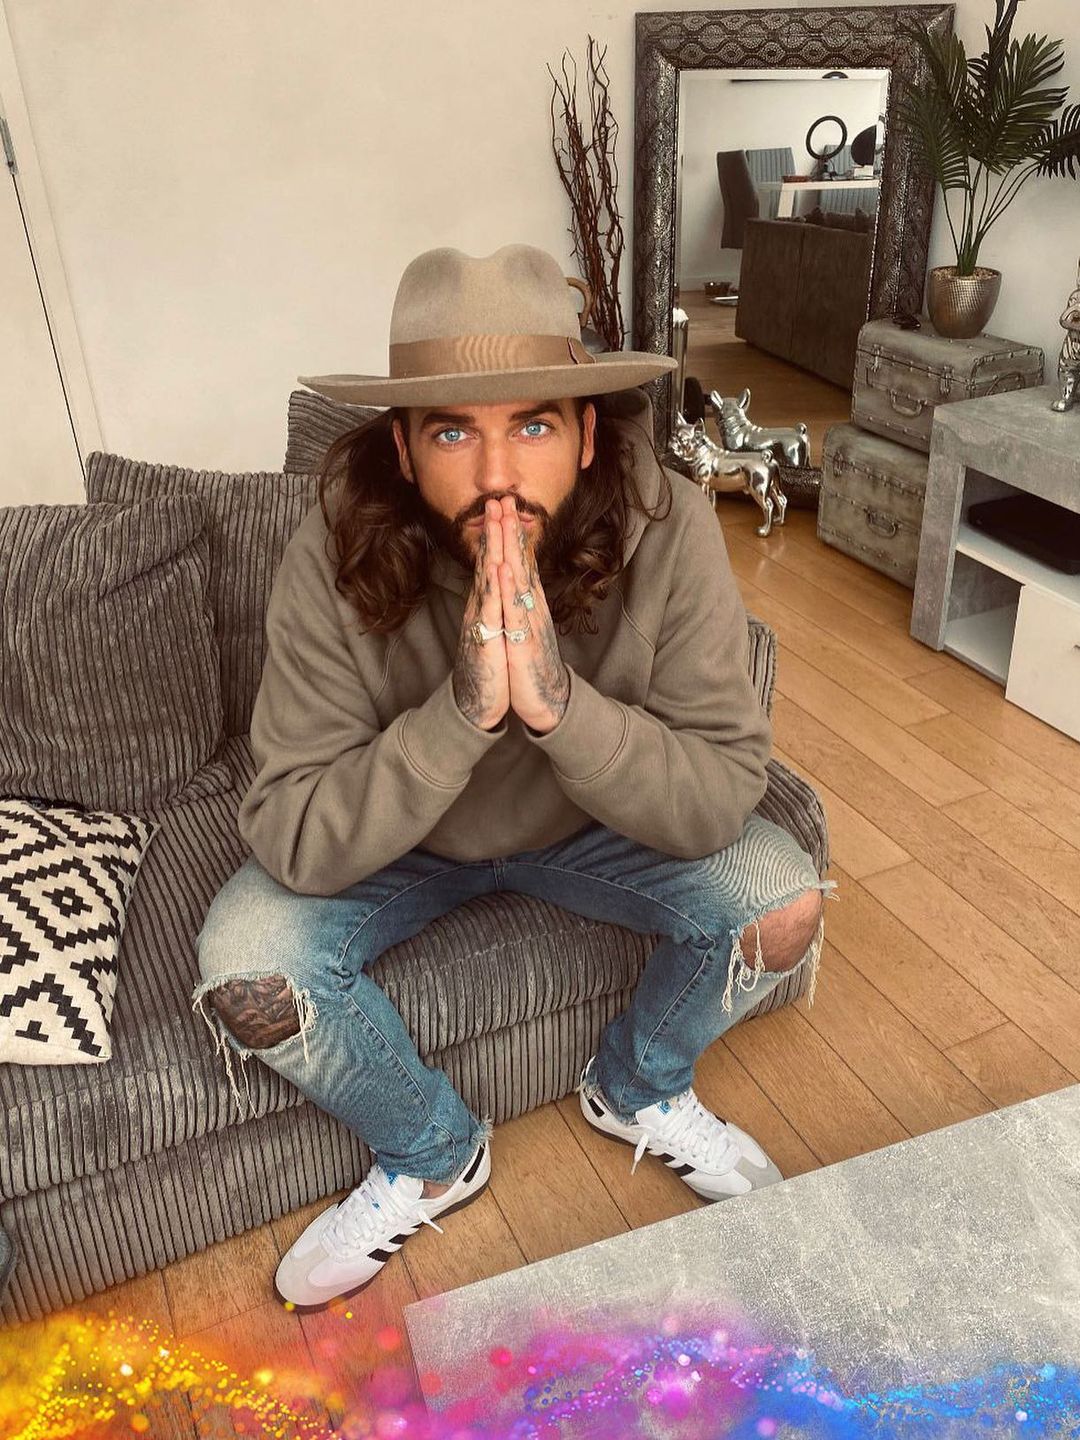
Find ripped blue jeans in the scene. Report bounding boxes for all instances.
[192,814,836,1184]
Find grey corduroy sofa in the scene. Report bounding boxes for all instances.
[0,388,829,1325]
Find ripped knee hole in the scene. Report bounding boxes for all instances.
[209,975,302,1049]
[740,889,824,972]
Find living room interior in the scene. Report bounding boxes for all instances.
[2,1,1080,1436]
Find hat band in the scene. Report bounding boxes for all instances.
[388,333,595,378]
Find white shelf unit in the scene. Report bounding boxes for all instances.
[942,601,1017,684]
[910,386,1080,743]
[955,522,1080,606]
[942,522,1080,684]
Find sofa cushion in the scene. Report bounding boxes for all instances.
[0,736,653,1201]
[0,723,826,1205]
[1,739,270,1203]
[284,388,380,474]
[799,205,874,233]
[0,498,226,813]
[0,798,158,1066]
[819,206,874,233]
[85,457,322,738]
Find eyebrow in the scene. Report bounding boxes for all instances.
[416,403,564,432]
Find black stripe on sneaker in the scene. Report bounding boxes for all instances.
[367,1233,412,1262]
[462,1146,486,1184]
[659,1153,695,1177]
[585,1094,604,1118]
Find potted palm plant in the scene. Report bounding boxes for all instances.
[898,0,1080,337]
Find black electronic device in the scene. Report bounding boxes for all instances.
[967,493,1080,576]
[851,124,878,167]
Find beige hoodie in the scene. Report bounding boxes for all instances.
[238,392,773,895]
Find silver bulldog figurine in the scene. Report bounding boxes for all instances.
[670,411,787,538]
[1050,258,1080,414]
[711,388,811,469]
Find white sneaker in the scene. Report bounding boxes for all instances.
[577,1057,783,1201]
[273,1140,490,1311]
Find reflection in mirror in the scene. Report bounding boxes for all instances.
[674,68,889,466]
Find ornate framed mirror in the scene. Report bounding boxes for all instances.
[632,5,954,462]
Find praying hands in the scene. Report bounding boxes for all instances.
[453,496,570,735]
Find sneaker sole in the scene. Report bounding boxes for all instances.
[272,1176,490,1314]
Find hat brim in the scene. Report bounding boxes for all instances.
[296,351,678,407]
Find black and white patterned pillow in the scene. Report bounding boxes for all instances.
[0,798,158,1065]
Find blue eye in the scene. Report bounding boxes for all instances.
[522,420,551,438]
[436,427,466,445]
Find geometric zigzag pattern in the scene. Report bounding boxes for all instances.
[0,798,157,1066]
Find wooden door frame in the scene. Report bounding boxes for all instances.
[0,1,103,471]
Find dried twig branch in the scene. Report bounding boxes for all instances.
[548,36,626,351]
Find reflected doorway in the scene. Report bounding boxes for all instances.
[674,67,889,465]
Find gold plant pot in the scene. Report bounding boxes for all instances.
[927,266,1002,338]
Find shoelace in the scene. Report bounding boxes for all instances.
[630,1089,742,1177]
[323,1166,444,1257]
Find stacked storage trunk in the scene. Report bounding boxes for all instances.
[818,319,1043,588]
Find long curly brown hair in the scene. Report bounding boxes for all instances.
[316,393,672,638]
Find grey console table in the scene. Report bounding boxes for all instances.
[911,384,1080,743]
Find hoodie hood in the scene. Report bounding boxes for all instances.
[428,388,664,599]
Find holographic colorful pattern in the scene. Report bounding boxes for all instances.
[1,1305,1078,1438]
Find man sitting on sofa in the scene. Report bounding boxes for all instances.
[192,243,830,1313]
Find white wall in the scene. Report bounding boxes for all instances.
[4,0,1079,476]
[677,69,885,289]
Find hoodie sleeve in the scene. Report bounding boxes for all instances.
[237,529,507,895]
[522,491,772,857]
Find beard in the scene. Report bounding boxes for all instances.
[408,431,586,585]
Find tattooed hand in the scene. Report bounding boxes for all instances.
[496,496,570,735]
[452,497,511,730]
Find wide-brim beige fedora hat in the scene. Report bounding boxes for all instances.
[297,243,677,406]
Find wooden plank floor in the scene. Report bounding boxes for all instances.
[14,497,1080,1436]
[679,288,853,465]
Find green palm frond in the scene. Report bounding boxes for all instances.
[896,83,972,190]
[898,17,969,108]
[895,1,1077,271]
[895,22,973,183]
[1033,103,1080,178]
[969,0,1021,96]
[969,32,1068,171]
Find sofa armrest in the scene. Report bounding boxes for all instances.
[790,224,873,389]
[735,217,804,361]
[746,613,777,717]
[285,389,381,474]
[757,757,830,877]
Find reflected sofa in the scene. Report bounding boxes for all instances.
[735,211,874,388]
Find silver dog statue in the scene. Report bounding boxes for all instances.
[670,411,787,538]
[711,387,811,469]
[1051,258,1080,414]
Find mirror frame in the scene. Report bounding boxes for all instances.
[633,3,955,449]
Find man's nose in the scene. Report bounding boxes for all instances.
[474,436,517,499]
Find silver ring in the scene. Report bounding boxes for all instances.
[504,623,530,644]
[470,620,504,645]
[514,589,536,611]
